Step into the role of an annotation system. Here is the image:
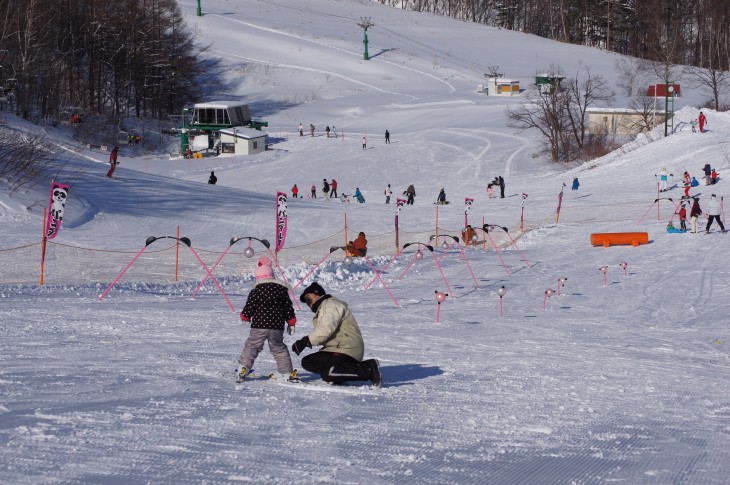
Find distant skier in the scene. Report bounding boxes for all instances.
[325,126,330,138]
[299,123,303,136]
[354,187,365,203]
[682,171,692,198]
[690,197,702,233]
[405,184,416,205]
[106,146,120,178]
[498,176,505,198]
[208,171,217,185]
[322,179,330,199]
[310,124,315,137]
[384,184,392,204]
[436,188,447,205]
[486,183,494,198]
[310,184,317,199]
[571,177,580,194]
[698,111,707,133]
[705,194,725,233]
[658,167,668,191]
[703,163,712,186]
[362,135,367,150]
[385,130,390,144]
[711,168,718,185]
[292,184,299,198]
[330,179,338,198]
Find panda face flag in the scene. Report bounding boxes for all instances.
[46,181,70,239]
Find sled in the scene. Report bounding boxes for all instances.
[666,227,687,234]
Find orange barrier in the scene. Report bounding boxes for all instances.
[590,232,649,248]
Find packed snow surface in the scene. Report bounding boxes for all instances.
[1,0,730,483]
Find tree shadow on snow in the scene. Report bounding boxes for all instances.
[382,363,443,388]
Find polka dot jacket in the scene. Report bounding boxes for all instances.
[240,278,296,330]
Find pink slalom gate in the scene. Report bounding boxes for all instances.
[482,225,510,276]
[99,236,235,312]
[363,256,400,307]
[291,247,338,292]
[364,252,401,290]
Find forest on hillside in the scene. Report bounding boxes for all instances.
[0,0,208,121]
[379,0,729,72]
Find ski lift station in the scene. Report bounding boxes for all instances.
[181,101,268,155]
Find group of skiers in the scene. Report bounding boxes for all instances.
[297,123,392,147]
[672,194,725,233]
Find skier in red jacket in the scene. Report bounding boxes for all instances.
[106,146,120,178]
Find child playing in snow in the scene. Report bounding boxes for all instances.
[678,204,687,231]
[236,256,298,383]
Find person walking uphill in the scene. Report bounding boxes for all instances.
[405,184,416,205]
[292,282,381,387]
[106,146,120,178]
[705,194,725,233]
[236,256,298,383]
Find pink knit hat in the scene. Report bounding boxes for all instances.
[254,256,274,280]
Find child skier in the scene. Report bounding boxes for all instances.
[236,256,298,383]
[354,187,365,203]
[678,204,687,231]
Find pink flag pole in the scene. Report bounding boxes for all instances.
[291,249,336,292]
[657,183,661,220]
[186,245,236,312]
[397,256,420,280]
[363,256,400,307]
[456,243,480,288]
[191,245,234,298]
[437,242,458,263]
[501,228,532,268]
[98,245,150,301]
[636,199,658,225]
[431,251,454,300]
[268,248,302,310]
[364,252,400,290]
[483,226,509,275]
[436,302,442,323]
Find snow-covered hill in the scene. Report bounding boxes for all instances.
[1,1,729,483]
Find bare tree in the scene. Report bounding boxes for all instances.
[507,67,573,162]
[683,66,730,110]
[564,64,615,149]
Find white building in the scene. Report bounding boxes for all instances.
[218,127,267,155]
[481,77,520,96]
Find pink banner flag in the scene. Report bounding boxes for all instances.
[275,192,288,252]
[46,181,70,240]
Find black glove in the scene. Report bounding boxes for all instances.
[291,336,311,356]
